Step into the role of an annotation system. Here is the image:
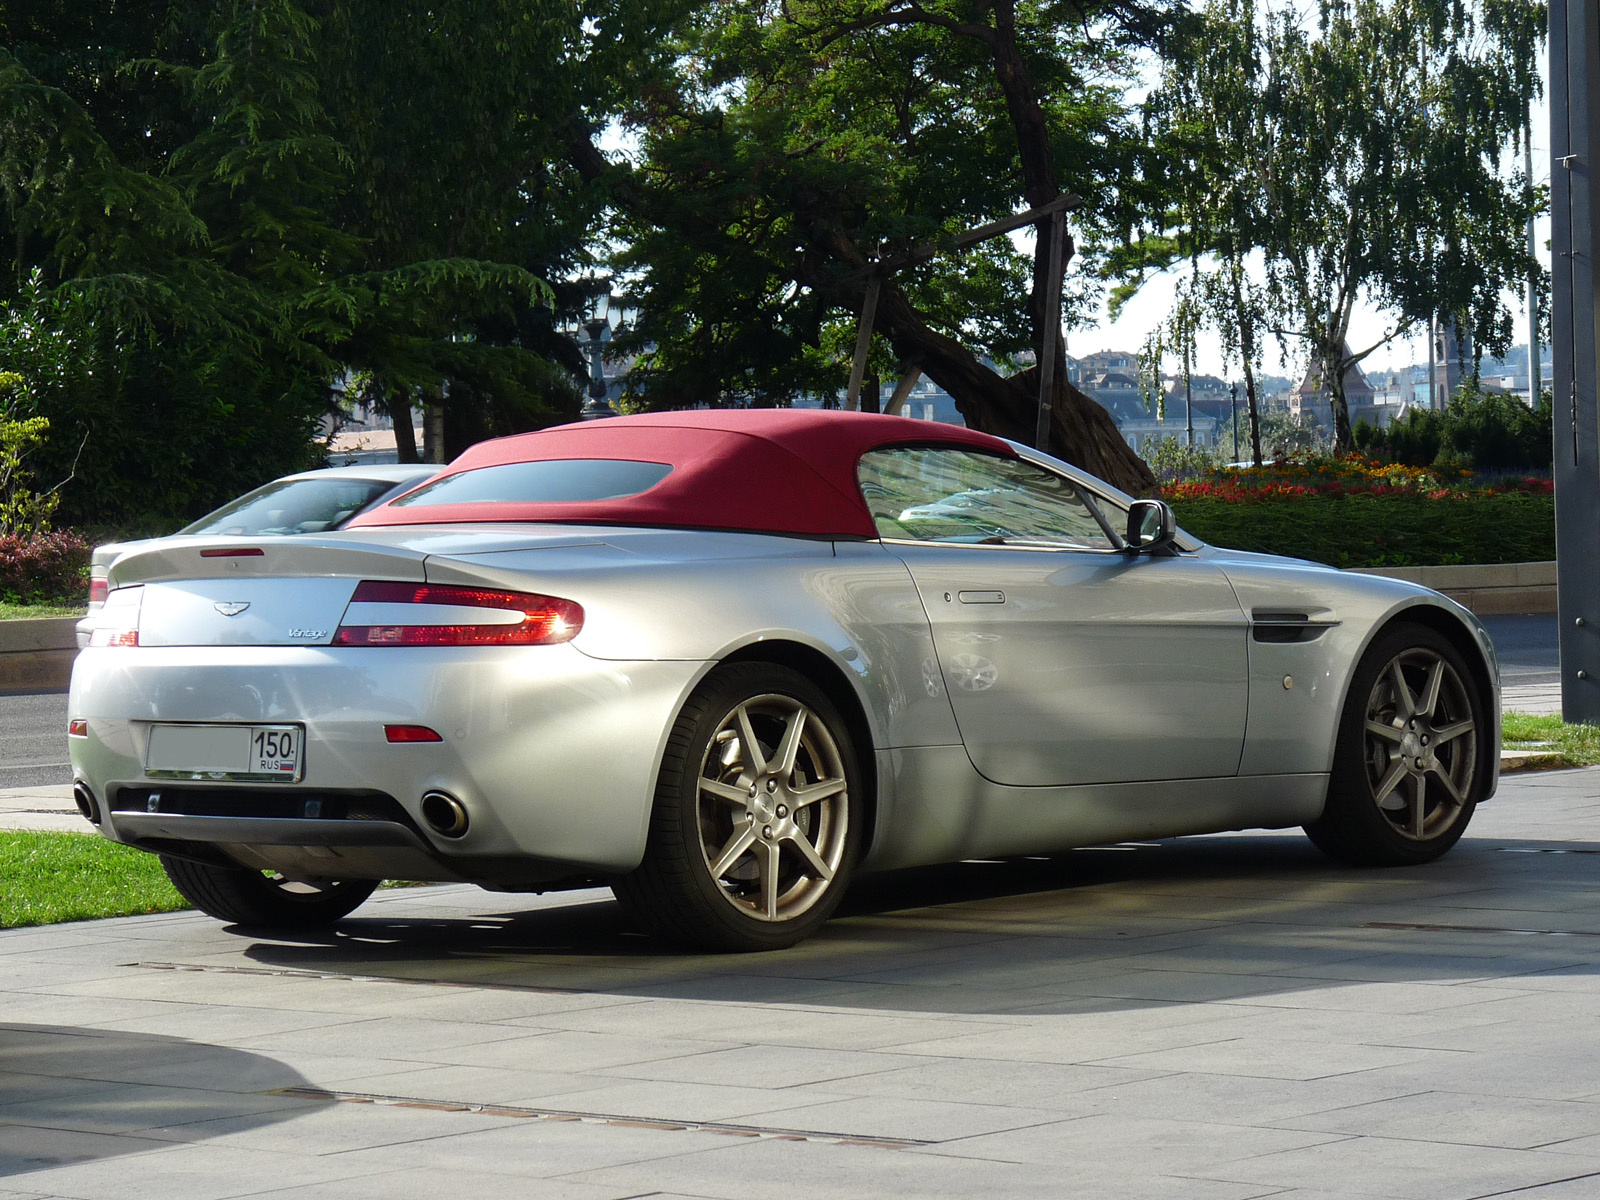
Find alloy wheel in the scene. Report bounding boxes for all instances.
[1361,647,1479,841]
[694,693,850,923]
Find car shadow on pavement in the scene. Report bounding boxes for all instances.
[231,829,1600,1015]
[0,1024,318,1177]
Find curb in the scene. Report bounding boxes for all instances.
[0,617,78,695]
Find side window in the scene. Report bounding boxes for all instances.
[858,447,1115,549]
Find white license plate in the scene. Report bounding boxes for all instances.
[146,724,303,782]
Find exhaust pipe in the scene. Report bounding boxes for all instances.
[420,791,469,838]
[73,782,101,826]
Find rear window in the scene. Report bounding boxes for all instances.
[389,459,673,507]
[181,477,401,536]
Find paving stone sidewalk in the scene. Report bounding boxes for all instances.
[4,768,1600,1199]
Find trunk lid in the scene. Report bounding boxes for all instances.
[104,529,609,647]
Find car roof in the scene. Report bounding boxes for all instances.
[277,463,440,484]
[346,410,1014,539]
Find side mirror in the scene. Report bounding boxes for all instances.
[1124,499,1177,553]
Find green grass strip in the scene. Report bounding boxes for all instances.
[0,601,84,620]
[0,830,189,929]
[1502,711,1600,768]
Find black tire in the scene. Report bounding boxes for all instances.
[159,855,378,929]
[1305,624,1489,866]
[613,662,864,951]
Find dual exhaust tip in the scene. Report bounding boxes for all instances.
[420,791,469,839]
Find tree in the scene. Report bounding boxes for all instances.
[0,0,602,524]
[1136,0,1542,453]
[583,0,1174,494]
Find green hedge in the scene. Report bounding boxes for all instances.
[1170,493,1555,568]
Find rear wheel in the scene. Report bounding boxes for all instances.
[614,663,863,951]
[1305,625,1487,866]
[159,855,377,929]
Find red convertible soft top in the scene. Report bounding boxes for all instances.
[347,409,1016,539]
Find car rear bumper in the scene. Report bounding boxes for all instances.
[68,644,706,879]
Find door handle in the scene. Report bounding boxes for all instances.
[957,590,1005,604]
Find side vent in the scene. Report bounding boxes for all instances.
[1251,609,1341,644]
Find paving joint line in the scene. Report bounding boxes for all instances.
[265,1086,930,1150]
[126,960,585,995]
[1362,922,1600,938]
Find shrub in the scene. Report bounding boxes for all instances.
[1170,492,1554,567]
[1356,383,1553,472]
[0,529,91,603]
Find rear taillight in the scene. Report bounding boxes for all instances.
[333,581,583,647]
[88,627,139,647]
[88,586,142,647]
[88,577,108,606]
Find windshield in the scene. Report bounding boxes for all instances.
[181,477,402,536]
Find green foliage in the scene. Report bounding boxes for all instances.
[1141,436,1224,480]
[1172,491,1553,567]
[0,0,593,522]
[0,369,57,537]
[0,831,189,929]
[610,0,1169,499]
[1354,384,1553,471]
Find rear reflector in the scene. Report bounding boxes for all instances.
[68,719,88,737]
[333,581,583,647]
[384,724,443,743]
[200,547,265,558]
[88,577,108,605]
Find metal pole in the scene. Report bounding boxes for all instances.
[1428,314,1438,410]
[1034,206,1067,451]
[1550,0,1600,723]
[1184,354,1194,447]
[1230,382,1239,460]
[1527,125,1543,406]
[845,278,881,412]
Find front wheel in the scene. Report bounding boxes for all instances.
[1305,625,1488,866]
[613,663,864,951]
[159,855,378,929]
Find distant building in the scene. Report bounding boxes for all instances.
[1290,350,1379,431]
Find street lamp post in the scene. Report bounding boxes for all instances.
[579,290,624,419]
[1229,382,1239,462]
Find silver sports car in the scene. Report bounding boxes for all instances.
[67,410,1499,951]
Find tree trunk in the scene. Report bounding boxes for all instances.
[386,388,420,463]
[1228,259,1265,466]
[1242,360,1263,466]
[1326,351,1353,451]
[864,281,1156,494]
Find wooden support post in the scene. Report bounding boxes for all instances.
[884,366,923,415]
[845,278,881,411]
[1034,206,1067,452]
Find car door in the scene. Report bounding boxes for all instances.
[859,445,1249,787]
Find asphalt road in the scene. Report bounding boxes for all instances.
[0,689,70,788]
[0,614,1563,791]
